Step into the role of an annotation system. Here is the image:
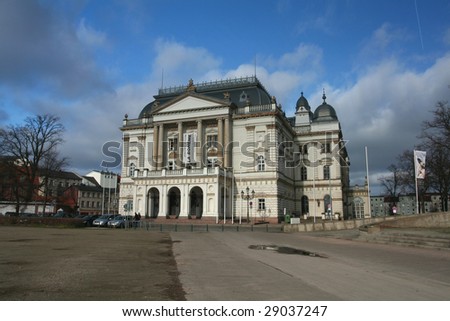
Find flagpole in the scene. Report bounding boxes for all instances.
[415,175,419,214]
[414,150,419,214]
[313,146,317,224]
[365,146,371,218]
[224,168,226,224]
[231,168,234,224]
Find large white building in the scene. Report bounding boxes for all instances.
[119,77,352,223]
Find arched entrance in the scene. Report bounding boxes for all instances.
[147,188,160,218]
[189,186,203,218]
[167,187,181,217]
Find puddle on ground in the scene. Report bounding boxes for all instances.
[249,245,327,258]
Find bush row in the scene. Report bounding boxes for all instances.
[0,216,85,228]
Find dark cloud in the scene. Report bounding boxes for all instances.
[0,0,111,98]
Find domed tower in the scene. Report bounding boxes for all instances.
[312,91,338,123]
[294,92,313,126]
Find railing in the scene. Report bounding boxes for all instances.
[122,118,153,128]
[132,167,228,178]
[235,104,277,114]
[293,126,311,133]
[187,168,204,175]
[166,169,183,176]
[158,76,260,96]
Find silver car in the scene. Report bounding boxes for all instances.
[107,216,133,228]
[92,214,115,227]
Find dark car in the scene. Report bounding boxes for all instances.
[81,214,100,227]
[52,212,74,218]
[19,213,39,218]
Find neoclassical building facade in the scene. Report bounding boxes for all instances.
[119,77,352,222]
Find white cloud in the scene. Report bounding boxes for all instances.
[333,53,450,188]
[58,81,157,172]
[152,39,222,85]
[76,18,108,48]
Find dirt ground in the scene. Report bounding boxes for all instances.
[0,226,185,301]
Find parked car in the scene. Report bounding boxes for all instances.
[19,213,39,218]
[92,214,116,227]
[52,212,74,218]
[81,214,100,227]
[107,216,133,228]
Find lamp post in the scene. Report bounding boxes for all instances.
[241,187,255,224]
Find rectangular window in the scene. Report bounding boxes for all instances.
[321,142,331,154]
[258,199,266,211]
[167,160,176,170]
[168,138,178,151]
[324,165,330,180]
[207,157,217,168]
[257,155,265,171]
[301,166,308,181]
[207,135,218,148]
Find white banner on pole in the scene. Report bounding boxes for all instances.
[414,150,426,179]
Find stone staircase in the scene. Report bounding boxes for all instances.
[359,229,450,250]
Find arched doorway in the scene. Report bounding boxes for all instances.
[167,187,181,217]
[189,186,203,218]
[147,188,160,218]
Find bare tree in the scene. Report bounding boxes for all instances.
[419,101,450,211]
[38,150,69,215]
[420,101,450,152]
[0,114,65,213]
[378,164,401,197]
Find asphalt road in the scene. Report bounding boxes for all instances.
[172,231,450,300]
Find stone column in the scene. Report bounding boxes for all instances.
[157,124,164,170]
[197,120,203,168]
[177,122,183,168]
[217,118,224,167]
[123,136,130,177]
[224,116,230,168]
[152,126,158,170]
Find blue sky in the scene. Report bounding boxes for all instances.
[1,0,450,194]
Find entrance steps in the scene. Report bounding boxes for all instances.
[147,216,279,225]
[359,229,450,250]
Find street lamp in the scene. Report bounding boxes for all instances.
[241,187,255,223]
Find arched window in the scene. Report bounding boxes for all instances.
[353,198,365,219]
[301,196,309,215]
[300,166,307,180]
[129,163,136,177]
[257,155,265,171]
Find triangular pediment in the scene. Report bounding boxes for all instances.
[153,93,227,114]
